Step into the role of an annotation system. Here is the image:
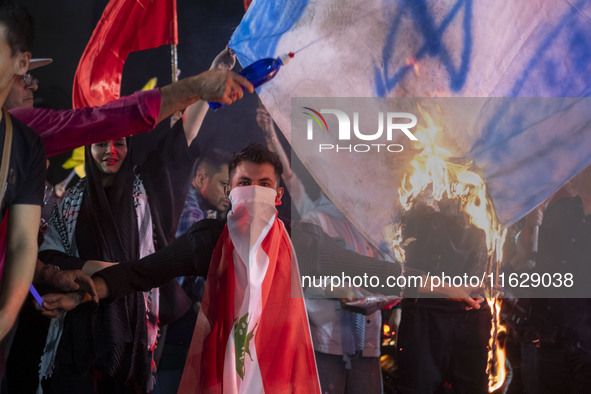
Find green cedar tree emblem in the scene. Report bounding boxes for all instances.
[234,313,258,379]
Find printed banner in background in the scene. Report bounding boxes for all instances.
[229,0,591,248]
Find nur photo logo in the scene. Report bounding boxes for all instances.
[302,106,418,153]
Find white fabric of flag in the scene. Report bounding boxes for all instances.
[229,0,591,247]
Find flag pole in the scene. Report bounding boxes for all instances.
[171,44,178,83]
[171,43,181,120]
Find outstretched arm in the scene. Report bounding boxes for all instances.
[11,70,253,157]
[159,69,252,124]
[181,48,237,146]
[0,205,40,340]
[39,219,222,316]
[40,221,484,314]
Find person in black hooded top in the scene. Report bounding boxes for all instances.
[37,113,200,393]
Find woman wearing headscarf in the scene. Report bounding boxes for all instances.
[36,113,201,393]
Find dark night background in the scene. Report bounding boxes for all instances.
[21,0,273,184]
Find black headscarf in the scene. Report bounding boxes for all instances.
[76,141,139,262]
[63,141,150,392]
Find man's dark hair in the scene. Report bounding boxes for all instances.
[195,148,232,177]
[0,0,34,56]
[229,143,283,183]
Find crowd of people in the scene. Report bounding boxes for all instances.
[0,1,589,393]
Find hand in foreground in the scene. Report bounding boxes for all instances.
[48,269,98,303]
[37,292,90,318]
[339,297,358,309]
[54,178,68,198]
[524,205,544,228]
[193,69,253,105]
[419,276,485,310]
[440,285,485,310]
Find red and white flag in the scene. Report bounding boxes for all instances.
[178,186,320,393]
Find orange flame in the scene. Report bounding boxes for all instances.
[392,106,507,392]
[486,298,507,392]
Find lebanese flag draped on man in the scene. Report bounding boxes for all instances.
[178,186,320,393]
[72,0,177,108]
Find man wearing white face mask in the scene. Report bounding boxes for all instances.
[173,144,320,393]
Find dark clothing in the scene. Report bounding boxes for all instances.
[521,196,591,393]
[521,343,591,394]
[397,300,491,394]
[156,276,205,394]
[5,181,57,393]
[397,209,490,394]
[525,196,591,348]
[162,277,205,349]
[5,298,51,393]
[535,195,591,297]
[94,219,219,298]
[39,120,197,394]
[0,114,46,216]
[0,113,46,392]
[401,208,488,281]
[95,220,417,301]
[314,351,382,394]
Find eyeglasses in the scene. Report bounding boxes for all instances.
[22,73,38,88]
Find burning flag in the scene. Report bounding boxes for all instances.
[229,0,591,245]
[390,108,508,391]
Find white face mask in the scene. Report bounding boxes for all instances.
[227,185,279,250]
[229,185,277,218]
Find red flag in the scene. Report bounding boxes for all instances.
[72,0,177,108]
[178,218,320,393]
